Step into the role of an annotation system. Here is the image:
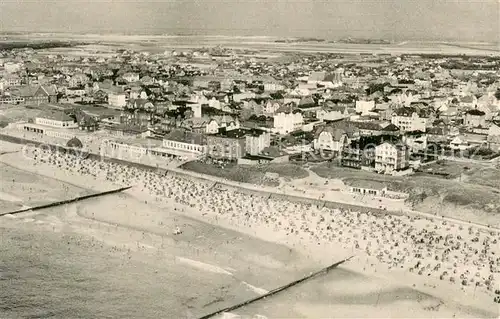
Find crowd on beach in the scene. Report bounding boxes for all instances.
[23,145,500,302]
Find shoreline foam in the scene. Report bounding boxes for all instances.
[1,140,498,317]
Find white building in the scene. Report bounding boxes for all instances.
[189,93,210,105]
[34,112,78,128]
[389,92,419,107]
[488,121,500,138]
[3,62,22,73]
[205,117,240,134]
[391,107,430,132]
[313,128,350,154]
[307,71,326,84]
[355,100,375,114]
[488,121,500,151]
[375,142,409,173]
[65,87,86,97]
[223,120,240,131]
[316,107,350,122]
[464,109,486,128]
[208,97,222,109]
[273,104,304,135]
[263,82,284,92]
[273,112,303,135]
[162,130,207,157]
[245,130,271,155]
[232,92,256,102]
[1,74,22,87]
[102,139,150,161]
[108,93,127,109]
[122,72,140,83]
[19,122,78,141]
[206,119,220,134]
[264,101,282,116]
[0,95,24,104]
[190,103,202,118]
[403,133,428,152]
[449,136,471,151]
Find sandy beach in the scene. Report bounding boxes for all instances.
[0,140,499,318]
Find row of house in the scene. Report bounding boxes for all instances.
[0,85,57,105]
[3,45,500,179]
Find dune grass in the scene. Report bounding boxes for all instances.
[181,161,309,186]
[311,161,500,224]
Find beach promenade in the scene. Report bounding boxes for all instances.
[0,133,499,317]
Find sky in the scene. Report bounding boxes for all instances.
[0,0,498,42]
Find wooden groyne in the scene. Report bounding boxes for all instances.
[197,256,353,319]
[0,186,132,217]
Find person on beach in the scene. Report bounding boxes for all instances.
[26,144,500,295]
[173,226,182,235]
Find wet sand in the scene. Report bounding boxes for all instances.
[7,33,499,55]
[0,162,91,213]
[2,195,491,319]
[0,140,498,318]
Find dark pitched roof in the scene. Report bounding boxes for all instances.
[403,130,425,137]
[298,96,316,107]
[13,85,56,97]
[351,121,383,131]
[465,109,485,116]
[381,123,400,132]
[75,112,98,125]
[105,124,148,134]
[276,102,299,114]
[329,105,348,112]
[348,134,401,149]
[379,141,408,151]
[210,128,248,139]
[37,111,74,122]
[245,128,268,137]
[164,129,207,145]
[270,92,284,99]
[315,120,359,139]
[393,106,430,118]
[129,99,154,108]
[426,127,446,135]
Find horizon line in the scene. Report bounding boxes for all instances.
[0,30,498,45]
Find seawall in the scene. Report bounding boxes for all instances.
[0,133,391,215]
[3,133,500,232]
